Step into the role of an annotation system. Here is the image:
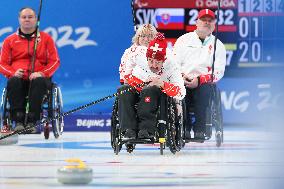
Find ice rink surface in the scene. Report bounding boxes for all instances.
[0,127,284,189]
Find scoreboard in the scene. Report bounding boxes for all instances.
[133,0,284,77]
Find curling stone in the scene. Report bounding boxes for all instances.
[57,158,93,185]
[0,126,18,145]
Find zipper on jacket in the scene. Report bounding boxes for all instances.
[27,38,33,75]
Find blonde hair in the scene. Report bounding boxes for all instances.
[132,24,157,45]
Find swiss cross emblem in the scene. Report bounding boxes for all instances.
[150,43,163,58]
[145,97,151,103]
[208,45,212,54]
[150,43,163,53]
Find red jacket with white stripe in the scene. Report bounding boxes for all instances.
[0,30,60,79]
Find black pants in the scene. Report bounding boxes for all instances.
[7,77,51,123]
[185,83,216,133]
[118,85,161,134]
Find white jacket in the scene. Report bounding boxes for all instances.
[124,46,186,100]
[173,31,226,83]
[119,44,144,82]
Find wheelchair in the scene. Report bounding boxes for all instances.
[111,93,184,155]
[0,82,64,139]
[182,84,223,147]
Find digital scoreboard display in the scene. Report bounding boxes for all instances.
[133,0,284,77]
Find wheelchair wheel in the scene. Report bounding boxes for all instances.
[111,98,119,150]
[0,88,6,129]
[176,114,185,149]
[0,88,12,131]
[41,94,50,139]
[159,143,165,155]
[160,143,163,155]
[126,144,135,153]
[213,105,223,147]
[114,138,122,155]
[215,131,222,147]
[166,98,180,154]
[51,85,64,139]
[0,88,12,130]
[111,98,123,155]
[212,88,224,147]
[205,106,213,140]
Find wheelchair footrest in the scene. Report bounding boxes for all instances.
[124,138,155,144]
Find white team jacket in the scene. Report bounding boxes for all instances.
[124,46,186,100]
[119,44,142,82]
[173,31,226,83]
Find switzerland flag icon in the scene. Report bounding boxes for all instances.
[145,97,151,103]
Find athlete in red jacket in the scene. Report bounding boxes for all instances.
[0,7,60,132]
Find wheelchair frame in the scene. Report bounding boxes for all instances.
[182,84,224,147]
[0,82,64,139]
[41,83,64,139]
[111,94,184,155]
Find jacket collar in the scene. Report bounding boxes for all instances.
[16,28,39,39]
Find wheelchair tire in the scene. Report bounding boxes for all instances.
[114,139,122,155]
[175,114,184,151]
[166,99,179,154]
[111,98,119,150]
[51,85,64,139]
[110,126,119,150]
[126,144,135,153]
[160,143,164,155]
[44,123,50,140]
[216,131,222,147]
[1,88,12,131]
[0,100,3,130]
[212,88,223,147]
[166,127,176,154]
[205,106,213,139]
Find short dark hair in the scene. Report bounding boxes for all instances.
[18,7,36,18]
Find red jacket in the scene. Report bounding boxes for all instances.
[0,30,60,79]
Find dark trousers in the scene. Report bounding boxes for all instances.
[185,83,216,133]
[118,85,161,134]
[7,77,51,123]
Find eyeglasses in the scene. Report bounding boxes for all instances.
[139,34,154,38]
